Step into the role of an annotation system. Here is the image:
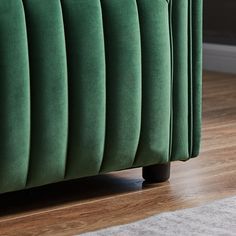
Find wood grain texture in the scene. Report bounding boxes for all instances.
[0,71,236,235]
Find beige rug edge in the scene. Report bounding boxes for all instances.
[79,196,236,236]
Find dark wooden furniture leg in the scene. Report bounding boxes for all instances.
[142,163,170,183]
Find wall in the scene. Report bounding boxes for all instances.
[203,0,236,73]
[204,0,236,45]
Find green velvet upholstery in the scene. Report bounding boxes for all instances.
[0,0,202,194]
[24,0,68,187]
[133,0,171,167]
[61,0,106,180]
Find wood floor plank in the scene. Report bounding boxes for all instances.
[0,71,235,235]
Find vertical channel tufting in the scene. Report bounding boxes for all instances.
[171,0,189,161]
[61,0,106,179]
[24,0,68,187]
[100,0,141,172]
[0,0,30,193]
[168,0,174,160]
[0,0,202,194]
[133,0,171,167]
[191,0,202,157]
[188,0,193,158]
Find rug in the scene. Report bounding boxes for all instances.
[80,196,236,236]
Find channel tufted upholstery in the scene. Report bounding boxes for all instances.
[0,0,202,194]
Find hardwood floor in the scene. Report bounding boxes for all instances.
[0,71,235,235]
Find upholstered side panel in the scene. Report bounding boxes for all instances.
[0,0,30,193]
[192,0,202,157]
[23,0,68,187]
[171,0,189,161]
[170,0,202,160]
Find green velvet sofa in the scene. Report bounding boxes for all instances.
[0,0,202,194]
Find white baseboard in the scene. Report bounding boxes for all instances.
[203,43,236,74]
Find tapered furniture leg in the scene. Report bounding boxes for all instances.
[142,163,170,183]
